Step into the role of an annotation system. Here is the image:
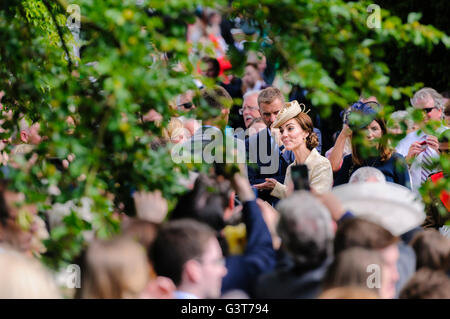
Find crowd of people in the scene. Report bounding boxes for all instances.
[0,7,449,299]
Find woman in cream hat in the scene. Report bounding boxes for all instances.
[255,100,333,198]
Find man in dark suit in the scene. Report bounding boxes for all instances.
[245,87,295,206]
[253,192,334,298]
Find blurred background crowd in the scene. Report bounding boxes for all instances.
[0,4,449,299]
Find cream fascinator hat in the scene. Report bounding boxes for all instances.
[272,100,310,128]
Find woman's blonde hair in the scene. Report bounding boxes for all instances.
[0,246,61,298]
[79,237,150,299]
[319,286,379,299]
[322,247,383,296]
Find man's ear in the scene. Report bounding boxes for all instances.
[20,130,28,143]
[184,259,202,284]
[223,191,235,221]
[142,276,176,299]
[154,276,176,298]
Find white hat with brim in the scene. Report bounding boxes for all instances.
[332,182,425,236]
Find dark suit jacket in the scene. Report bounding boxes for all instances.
[245,128,295,205]
[253,255,332,299]
[222,200,276,294]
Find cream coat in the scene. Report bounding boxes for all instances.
[271,148,333,198]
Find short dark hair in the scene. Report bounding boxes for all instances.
[410,229,450,271]
[399,268,450,299]
[334,218,399,255]
[200,85,232,115]
[149,219,216,286]
[201,57,220,78]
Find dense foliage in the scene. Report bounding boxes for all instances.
[0,0,448,270]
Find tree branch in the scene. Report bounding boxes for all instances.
[53,0,122,50]
[42,0,73,72]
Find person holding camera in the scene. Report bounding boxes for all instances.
[326,97,378,172]
[334,103,411,188]
[396,88,448,192]
[254,100,333,198]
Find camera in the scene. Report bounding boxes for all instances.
[178,102,193,109]
[342,100,379,130]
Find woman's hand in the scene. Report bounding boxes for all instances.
[253,178,278,191]
[406,141,424,161]
[133,190,168,224]
[231,171,255,203]
[312,190,346,222]
[341,124,352,138]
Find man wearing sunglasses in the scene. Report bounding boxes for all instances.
[396,88,448,192]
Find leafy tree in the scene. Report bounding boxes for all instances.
[0,0,448,270]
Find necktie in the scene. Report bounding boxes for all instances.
[421,147,434,183]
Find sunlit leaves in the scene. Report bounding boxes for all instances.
[1,0,449,271]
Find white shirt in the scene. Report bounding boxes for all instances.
[396,126,448,192]
[174,290,199,299]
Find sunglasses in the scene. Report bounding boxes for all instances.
[238,106,259,115]
[178,102,193,109]
[422,107,436,113]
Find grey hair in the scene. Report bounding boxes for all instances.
[390,110,408,121]
[276,191,334,267]
[243,90,261,100]
[349,167,386,184]
[411,87,445,111]
[390,110,414,131]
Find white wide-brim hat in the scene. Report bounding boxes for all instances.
[332,182,425,236]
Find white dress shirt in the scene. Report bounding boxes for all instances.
[174,290,199,299]
[396,126,448,192]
